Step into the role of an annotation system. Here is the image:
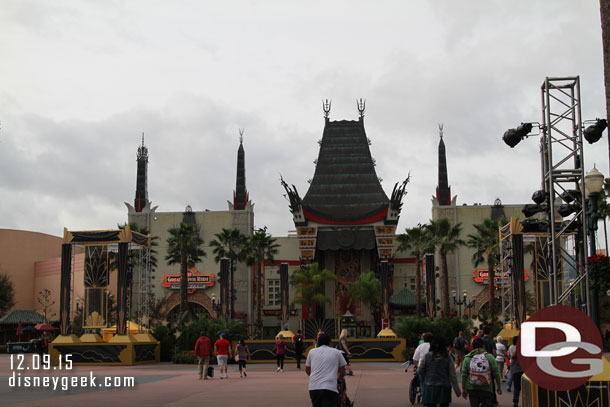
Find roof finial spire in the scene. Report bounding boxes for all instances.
[239,128,244,144]
[438,123,444,139]
[323,99,331,119]
[142,132,145,146]
[357,98,366,118]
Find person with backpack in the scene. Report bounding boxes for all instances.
[418,335,461,407]
[461,338,502,407]
[452,331,469,370]
[293,329,305,370]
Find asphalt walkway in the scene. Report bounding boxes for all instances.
[0,355,522,407]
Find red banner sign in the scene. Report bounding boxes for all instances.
[473,268,529,286]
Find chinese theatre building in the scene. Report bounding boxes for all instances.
[281,101,409,337]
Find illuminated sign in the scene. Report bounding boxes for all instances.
[162,268,215,290]
[473,268,529,286]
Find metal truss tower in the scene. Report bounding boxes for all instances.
[539,77,590,313]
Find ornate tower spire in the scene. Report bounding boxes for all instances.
[436,124,451,205]
[134,133,149,212]
[233,129,249,210]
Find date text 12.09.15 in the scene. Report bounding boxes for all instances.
[10,354,72,370]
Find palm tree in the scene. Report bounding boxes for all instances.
[347,271,381,335]
[290,262,336,320]
[467,217,504,319]
[245,227,279,338]
[165,223,206,316]
[396,224,434,318]
[428,218,464,317]
[209,228,248,318]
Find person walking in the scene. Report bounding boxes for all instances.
[214,332,232,379]
[413,332,433,395]
[315,329,324,347]
[194,331,212,380]
[506,336,517,392]
[306,333,347,407]
[293,329,305,370]
[453,331,469,370]
[235,338,251,378]
[494,336,506,381]
[275,334,286,372]
[418,335,461,407]
[461,338,502,407]
[470,330,483,348]
[480,327,498,406]
[336,329,353,376]
[508,336,523,407]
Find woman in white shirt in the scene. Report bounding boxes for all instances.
[495,336,507,381]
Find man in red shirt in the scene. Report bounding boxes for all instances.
[194,331,213,380]
[214,333,232,379]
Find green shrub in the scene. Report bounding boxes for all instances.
[152,323,176,362]
[395,316,471,348]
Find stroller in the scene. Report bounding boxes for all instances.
[409,371,421,405]
[338,377,354,407]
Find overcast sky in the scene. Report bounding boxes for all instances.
[1,1,608,240]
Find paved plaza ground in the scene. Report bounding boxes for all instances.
[0,354,526,407]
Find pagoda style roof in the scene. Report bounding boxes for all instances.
[0,310,45,325]
[389,287,417,308]
[302,119,389,224]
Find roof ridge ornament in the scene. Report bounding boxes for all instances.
[239,128,244,144]
[357,98,366,118]
[323,99,331,119]
[438,123,444,139]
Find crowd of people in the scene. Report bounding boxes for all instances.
[411,327,523,407]
[193,326,522,407]
[193,329,352,407]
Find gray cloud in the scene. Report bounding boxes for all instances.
[0,0,608,239]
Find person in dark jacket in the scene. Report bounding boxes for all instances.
[194,331,213,379]
[293,329,305,370]
[418,335,461,407]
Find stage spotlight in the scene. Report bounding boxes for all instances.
[521,219,548,233]
[559,189,581,203]
[560,220,581,233]
[558,203,578,217]
[503,123,533,148]
[522,204,544,218]
[531,190,547,204]
[583,119,607,144]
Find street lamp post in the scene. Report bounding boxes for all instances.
[211,293,221,319]
[463,293,475,319]
[585,167,605,329]
[452,289,466,317]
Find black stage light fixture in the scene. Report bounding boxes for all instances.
[521,219,548,233]
[560,220,581,233]
[522,204,544,218]
[531,190,547,204]
[559,189,581,203]
[584,119,607,144]
[558,203,578,217]
[503,123,533,148]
